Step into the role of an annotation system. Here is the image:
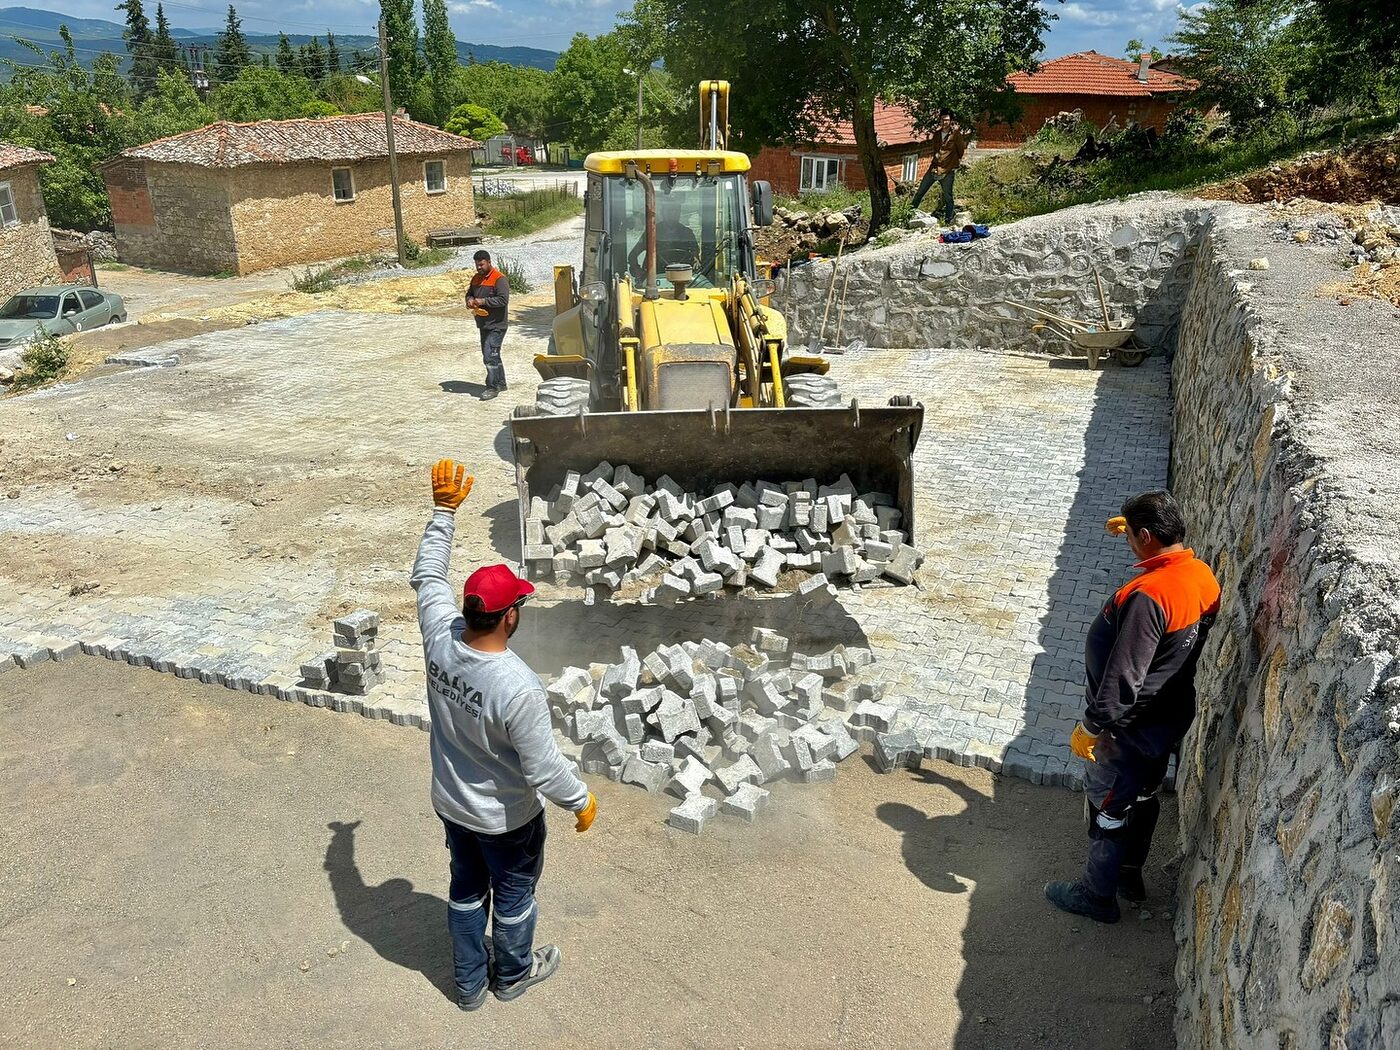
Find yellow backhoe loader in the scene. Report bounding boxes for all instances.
[509,81,924,543]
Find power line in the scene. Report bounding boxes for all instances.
[0,52,380,88]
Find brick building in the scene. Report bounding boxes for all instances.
[748,104,945,197]
[975,51,1195,147]
[0,142,62,300]
[102,115,478,275]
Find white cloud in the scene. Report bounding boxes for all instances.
[450,0,502,10]
[1059,2,1123,26]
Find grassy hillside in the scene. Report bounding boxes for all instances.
[0,5,558,73]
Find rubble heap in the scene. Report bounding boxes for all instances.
[522,461,922,599]
[547,628,888,833]
[300,609,383,695]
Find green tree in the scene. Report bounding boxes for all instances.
[151,4,181,74]
[422,0,458,123]
[116,0,157,99]
[1124,39,1163,61]
[326,31,341,73]
[300,37,327,81]
[133,67,213,140]
[0,30,136,228]
[379,0,422,108]
[321,71,382,114]
[214,4,253,83]
[632,0,1052,231]
[453,61,554,139]
[444,101,505,140]
[1171,0,1295,128]
[548,31,632,153]
[275,32,297,73]
[210,65,315,120]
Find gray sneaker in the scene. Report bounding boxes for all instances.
[479,388,499,401]
[493,944,561,1002]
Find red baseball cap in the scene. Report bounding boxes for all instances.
[463,564,535,613]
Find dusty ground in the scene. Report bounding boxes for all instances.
[0,657,1177,1050]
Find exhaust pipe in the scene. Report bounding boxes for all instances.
[626,162,659,300]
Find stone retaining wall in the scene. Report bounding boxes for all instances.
[1170,222,1400,1048]
[780,192,1219,356]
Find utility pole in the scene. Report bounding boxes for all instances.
[377,19,407,266]
[636,71,644,150]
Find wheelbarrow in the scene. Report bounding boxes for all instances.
[999,269,1149,368]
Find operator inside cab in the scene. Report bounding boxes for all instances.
[627,215,701,285]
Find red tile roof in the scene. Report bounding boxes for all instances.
[0,141,56,171]
[1007,51,1194,97]
[806,102,931,148]
[115,114,478,168]
[796,50,1194,147]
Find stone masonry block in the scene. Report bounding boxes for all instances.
[720,782,770,823]
[666,755,713,798]
[622,755,669,793]
[667,794,718,834]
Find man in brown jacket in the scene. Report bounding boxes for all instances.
[910,109,970,225]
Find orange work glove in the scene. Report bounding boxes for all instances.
[1070,722,1100,763]
[1105,515,1128,536]
[431,459,474,511]
[574,793,597,833]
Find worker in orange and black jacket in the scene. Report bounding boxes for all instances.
[1046,490,1221,924]
[466,249,510,401]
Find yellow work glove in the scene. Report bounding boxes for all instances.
[1070,722,1100,763]
[1105,515,1128,536]
[431,459,474,511]
[574,793,597,833]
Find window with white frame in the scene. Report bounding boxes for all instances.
[901,153,919,183]
[0,182,17,227]
[799,155,840,193]
[331,167,355,202]
[423,159,446,194]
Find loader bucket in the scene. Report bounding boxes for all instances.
[509,402,925,555]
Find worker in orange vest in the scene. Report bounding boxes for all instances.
[466,250,510,400]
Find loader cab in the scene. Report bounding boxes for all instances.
[577,150,767,407]
[581,150,760,293]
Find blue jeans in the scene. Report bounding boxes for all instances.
[440,811,546,997]
[1080,735,1169,898]
[936,170,957,224]
[479,327,507,390]
[910,167,958,224]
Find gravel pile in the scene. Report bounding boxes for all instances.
[521,461,922,600]
[548,629,890,832]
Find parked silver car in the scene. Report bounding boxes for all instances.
[0,285,127,350]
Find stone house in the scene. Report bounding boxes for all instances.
[102,114,478,275]
[974,51,1195,147]
[0,142,62,300]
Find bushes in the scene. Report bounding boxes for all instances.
[291,265,336,293]
[10,327,70,390]
[496,256,532,294]
[479,186,583,238]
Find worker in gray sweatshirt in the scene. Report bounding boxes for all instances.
[411,458,597,1010]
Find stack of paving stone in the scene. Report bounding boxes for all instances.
[299,609,383,696]
[545,627,885,834]
[519,462,921,599]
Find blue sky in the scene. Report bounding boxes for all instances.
[44,0,1190,58]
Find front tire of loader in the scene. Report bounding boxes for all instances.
[534,376,592,416]
[784,373,842,408]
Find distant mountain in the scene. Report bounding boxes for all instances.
[0,6,557,75]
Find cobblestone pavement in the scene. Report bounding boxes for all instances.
[0,310,1169,788]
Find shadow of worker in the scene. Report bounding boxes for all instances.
[876,767,991,895]
[324,820,455,1001]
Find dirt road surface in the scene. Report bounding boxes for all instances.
[0,657,1176,1050]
